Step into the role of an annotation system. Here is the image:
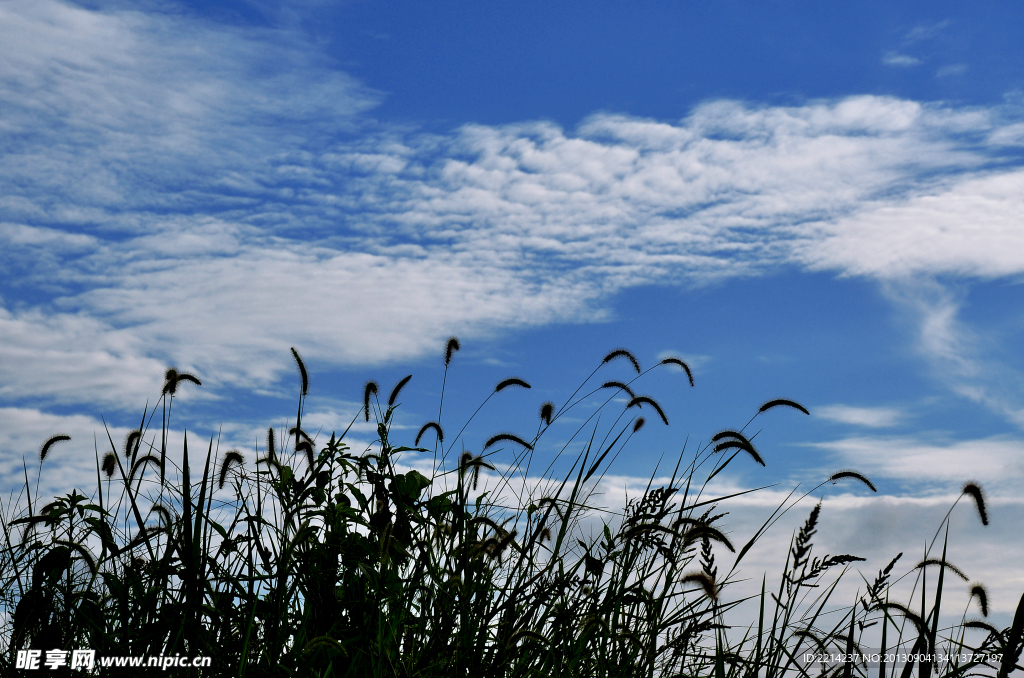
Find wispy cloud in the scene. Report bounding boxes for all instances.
[2,1,1024,435]
[882,52,921,67]
[936,64,969,78]
[989,122,1024,146]
[904,19,952,44]
[0,0,377,222]
[816,405,903,428]
[871,279,1024,429]
[810,434,1024,486]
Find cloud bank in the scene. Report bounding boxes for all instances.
[1,1,1023,438]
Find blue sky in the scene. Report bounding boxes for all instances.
[2,0,1024,619]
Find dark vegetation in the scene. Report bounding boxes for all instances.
[2,340,1022,677]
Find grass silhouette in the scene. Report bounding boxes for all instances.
[1,341,1021,677]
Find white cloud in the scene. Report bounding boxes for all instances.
[0,0,377,221]
[433,459,1024,620]
[809,435,1024,486]
[865,279,1024,428]
[0,407,133,502]
[904,20,952,44]
[882,52,921,67]
[0,230,606,408]
[0,306,169,409]
[383,439,1024,616]
[989,122,1024,146]
[1,3,1024,436]
[792,171,1024,279]
[816,405,903,428]
[3,94,1023,415]
[728,490,1024,621]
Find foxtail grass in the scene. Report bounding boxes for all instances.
[0,341,1021,678]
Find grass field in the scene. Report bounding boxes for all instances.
[2,341,1021,677]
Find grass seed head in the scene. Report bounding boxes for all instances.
[460,452,495,490]
[711,430,749,444]
[363,381,378,421]
[970,584,989,617]
[484,433,533,451]
[219,451,244,489]
[388,375,412,407]
[290,347,308,396]
[535,496,564,522]
[539,402,554,425]
[495,377,531,392]
[39,434,70,462]
[162,368,201,396]
[415,422,443,446]
[828,469,877,492]
[459,451,475,487]
[163,368,178,395]
[758,398,810,416]
[600,381,635,398]
[915,558,969,581]
[290,427,313,446]
[124,430,141,458]
[962,482,988,526]
[680,571,718,602]
[660,357,694,386]
[101,452,117,477]
[714,439,764,466]
[445,336,460,365]
[602,348,641,373]
[626,396,669,425]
